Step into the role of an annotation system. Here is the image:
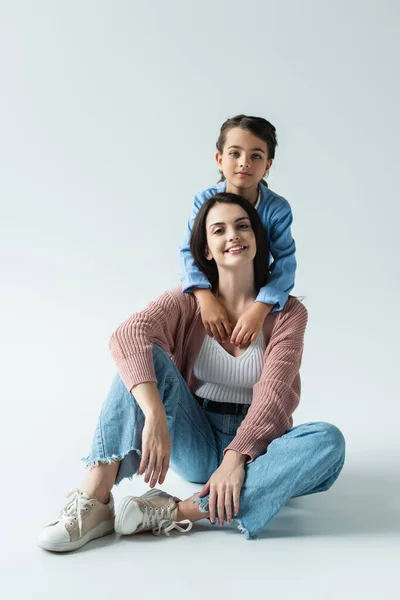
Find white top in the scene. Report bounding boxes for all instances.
[193,330,266,405]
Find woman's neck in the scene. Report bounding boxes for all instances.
[225,181,259,206]
[216,266,257,317]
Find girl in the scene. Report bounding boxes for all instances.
[180,114,296,347]
[37,194,344,552]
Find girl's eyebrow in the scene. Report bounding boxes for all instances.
[227,145,266,154]
[208,217,250,229]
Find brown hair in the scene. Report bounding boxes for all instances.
[216,114,278,188]
[190,192,269,293]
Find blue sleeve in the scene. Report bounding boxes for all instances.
[256,200,297,312]
[179,191,212,293]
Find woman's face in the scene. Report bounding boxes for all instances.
[205,202,256,269]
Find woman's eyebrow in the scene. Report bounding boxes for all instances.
[208,217,250,228]
[228,145,266,154]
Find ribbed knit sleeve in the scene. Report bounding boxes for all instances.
[225,298,308,461]
[109,288,193,392]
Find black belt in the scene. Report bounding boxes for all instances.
[195,395,250,415]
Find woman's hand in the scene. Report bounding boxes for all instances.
[198,451,246,525]
[231,302,272,347]
[196,291,232,342]
[138,411,171,488]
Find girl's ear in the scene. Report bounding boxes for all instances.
[215,151,223,169]
[205,245,213,261]
[264,158,273,176]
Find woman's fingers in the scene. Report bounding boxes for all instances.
[158,455,170,485]
[149,455,162,488]
[139,449,149,475]
[217,490,225,526]
[209,487,217,524]
[225,488,233,524]
[144,454,156,484]
[233,487,240,517]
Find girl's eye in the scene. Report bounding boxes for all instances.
[252,154,262,160]
[229,151,240,158]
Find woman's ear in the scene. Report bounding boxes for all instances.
[205,245,213,261]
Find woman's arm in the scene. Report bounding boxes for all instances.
[109,288,195,392]
[225,298,308,461]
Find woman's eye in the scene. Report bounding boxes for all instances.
[213,229,223,235]
[239,224,249,229]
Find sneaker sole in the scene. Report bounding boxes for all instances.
[115,496,142,535]
[37,518,115,552]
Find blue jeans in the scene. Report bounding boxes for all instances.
[84,345,345,539]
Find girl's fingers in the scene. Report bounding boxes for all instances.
[209,488,217,524]
[233,328,244,346]
[225,489,233,524]
[215,322,226,342]
[222,319,232,337]
[240,331,252,346]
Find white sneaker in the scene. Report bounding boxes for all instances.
[37,489,115,552]
[115,489,193,536]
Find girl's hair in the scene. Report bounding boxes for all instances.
[190,192,269,293]
[216,114,278,188]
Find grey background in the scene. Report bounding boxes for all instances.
[1,1,399,598]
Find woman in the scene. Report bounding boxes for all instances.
[37,193,345,552]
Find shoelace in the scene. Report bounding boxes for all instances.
[141,504,193,536]
[60,489,94,536]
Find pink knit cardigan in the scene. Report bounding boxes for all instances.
[109,287,308,461]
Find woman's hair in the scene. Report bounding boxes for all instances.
[216,114,278,187]
[190,192,269,293]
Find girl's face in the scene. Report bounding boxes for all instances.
[216,127,272,190]
[205,202,256,269]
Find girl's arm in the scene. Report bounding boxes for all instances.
[179,190,212,293]
[257,199,297,312]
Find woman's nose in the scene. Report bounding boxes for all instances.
[228,233,240,242]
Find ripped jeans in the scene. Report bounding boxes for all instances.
[83,345,346,539]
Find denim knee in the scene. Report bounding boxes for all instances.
[315,422,346,463]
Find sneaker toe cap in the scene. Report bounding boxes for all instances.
[37,522,70,547]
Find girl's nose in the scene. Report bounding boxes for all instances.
[239,155,250,168]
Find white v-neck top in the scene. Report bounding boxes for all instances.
[193,330,266,405]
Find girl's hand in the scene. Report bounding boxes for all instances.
[199,294,232,342]
[198,451,246,525]
[230,302,272,347]
[138,412,171,488]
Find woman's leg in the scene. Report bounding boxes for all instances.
[81,344,219,496]
[181,421,345,538]
[234,421,346,538]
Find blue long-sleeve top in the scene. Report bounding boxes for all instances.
[179,181,297,312]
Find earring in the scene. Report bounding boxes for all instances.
[264,170,269,180]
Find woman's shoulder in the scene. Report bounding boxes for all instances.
[161,286,200,315]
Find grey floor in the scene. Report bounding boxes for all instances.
[2,454,399,600]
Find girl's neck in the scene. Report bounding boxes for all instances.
[225,181,259,206]
[216,266,257,316]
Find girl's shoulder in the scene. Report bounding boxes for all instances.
[194,181,226,203]
[259,185,292,213]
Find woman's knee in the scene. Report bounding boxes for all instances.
[314,422,346,461]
